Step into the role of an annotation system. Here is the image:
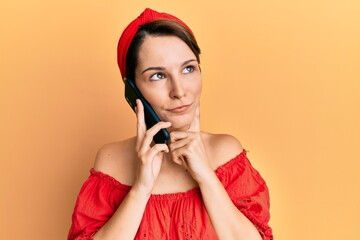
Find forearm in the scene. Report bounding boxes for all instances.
[198,172,262,240]
[93,187,149,240]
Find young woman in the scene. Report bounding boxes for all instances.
[68,8,273,240]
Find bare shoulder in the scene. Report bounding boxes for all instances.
[201,132,244,169]
[93,137,136,185]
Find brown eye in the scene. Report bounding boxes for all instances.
[150,72,166,81]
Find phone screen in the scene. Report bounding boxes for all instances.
[124,78,170,144]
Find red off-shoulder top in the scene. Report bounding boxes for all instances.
[68,150,273,239]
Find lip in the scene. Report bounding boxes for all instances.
[168,103,192,113]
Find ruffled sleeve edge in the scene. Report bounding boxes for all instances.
[90,168,132,191]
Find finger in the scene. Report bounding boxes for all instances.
[169,137,190,152]
[188,104,200,132]
[136,99,146,148]
[170,131,192,142]
[145,144,169,162]
[171,149,189,169]
[170,148,184,165]
[139,121,172,153]
[173,156,183,165]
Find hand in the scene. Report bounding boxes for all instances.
[168,105,213,183]
[133,99,171,195]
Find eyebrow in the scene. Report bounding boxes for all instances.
[141,66,165,74]
[141,59,198,75]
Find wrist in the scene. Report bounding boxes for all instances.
[129,184,152,201]
[195,169,219,188]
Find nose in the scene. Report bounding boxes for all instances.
[169,77,185,99]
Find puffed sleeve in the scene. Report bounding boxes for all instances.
[217,151,273,240]
[68,169,130,240]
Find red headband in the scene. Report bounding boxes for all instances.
[117,8,193,79]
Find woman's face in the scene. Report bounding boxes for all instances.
[135,35,202,131]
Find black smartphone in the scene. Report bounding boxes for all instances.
[124,78,170,144]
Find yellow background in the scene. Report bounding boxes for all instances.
[1,1,359,239]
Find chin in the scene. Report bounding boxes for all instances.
[167,117,193,131]
[169,123,191,132]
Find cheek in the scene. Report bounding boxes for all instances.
[142,89,167,108]
[192,79,202,96]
